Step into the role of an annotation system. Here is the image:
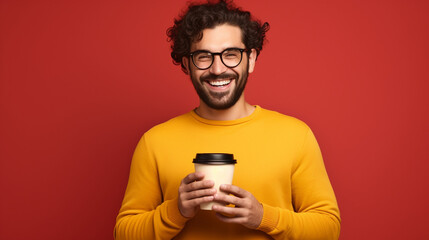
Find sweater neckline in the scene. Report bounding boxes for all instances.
[189,105,261,126]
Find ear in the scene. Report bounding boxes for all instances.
[182,56,190,75]
[247,49,257,74]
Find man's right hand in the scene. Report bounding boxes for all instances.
[178,172,216,218]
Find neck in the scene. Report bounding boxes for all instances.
[195,94,255,121]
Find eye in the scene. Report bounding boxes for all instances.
[195,52,212,62]
[198,55,211,60]
[223,50,240,59]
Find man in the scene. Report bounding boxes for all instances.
[115,1,340,239]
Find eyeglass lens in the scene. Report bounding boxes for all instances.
[192,49,243,69]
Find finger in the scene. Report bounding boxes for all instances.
[183,179,214,192]
[185,195,215,208]
[182,172,205,184]
[215,212,247,224]
[183,188,217,200]
[213,193,243,207]
[219,184,248,198]
[212,204,244,217]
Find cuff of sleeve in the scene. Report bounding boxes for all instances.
[256,203,280,233]
[166,197,190,228]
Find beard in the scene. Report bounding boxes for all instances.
[190,63,249,110]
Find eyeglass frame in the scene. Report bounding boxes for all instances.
[188,48,249,70]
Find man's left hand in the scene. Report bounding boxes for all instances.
[212,184,263,229]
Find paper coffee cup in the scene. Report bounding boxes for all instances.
[193,153,237,210]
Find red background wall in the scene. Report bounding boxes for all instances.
[1,0,428,239]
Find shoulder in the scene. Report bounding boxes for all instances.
[257,107,319,151]
[258,107,311,132]
[142,111,194,141]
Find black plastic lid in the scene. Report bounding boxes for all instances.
[193,153,237,164]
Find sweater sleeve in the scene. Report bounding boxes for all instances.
[114,134,189,240]
[257,128,341,239]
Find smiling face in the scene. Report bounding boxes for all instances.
[184,24,257,110]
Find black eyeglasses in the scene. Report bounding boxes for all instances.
[189,48,248,70]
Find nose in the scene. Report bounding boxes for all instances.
[209,55,227,75]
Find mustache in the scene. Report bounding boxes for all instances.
[200,73,237,82]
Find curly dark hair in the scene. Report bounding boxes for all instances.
[167,0,270,74]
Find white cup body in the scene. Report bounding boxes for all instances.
[194,163,235,210]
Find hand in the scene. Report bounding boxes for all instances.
[212,184,263,229]
[178,172,216,218]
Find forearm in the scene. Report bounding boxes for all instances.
[114,134,191,239]
[115,198,188,240]
[259,127,340,239]
[257,203,341,240]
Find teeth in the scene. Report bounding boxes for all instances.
[209,80,231,86]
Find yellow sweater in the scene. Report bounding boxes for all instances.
[115,106,340,239]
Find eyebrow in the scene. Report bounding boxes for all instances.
[192,47,243,53]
